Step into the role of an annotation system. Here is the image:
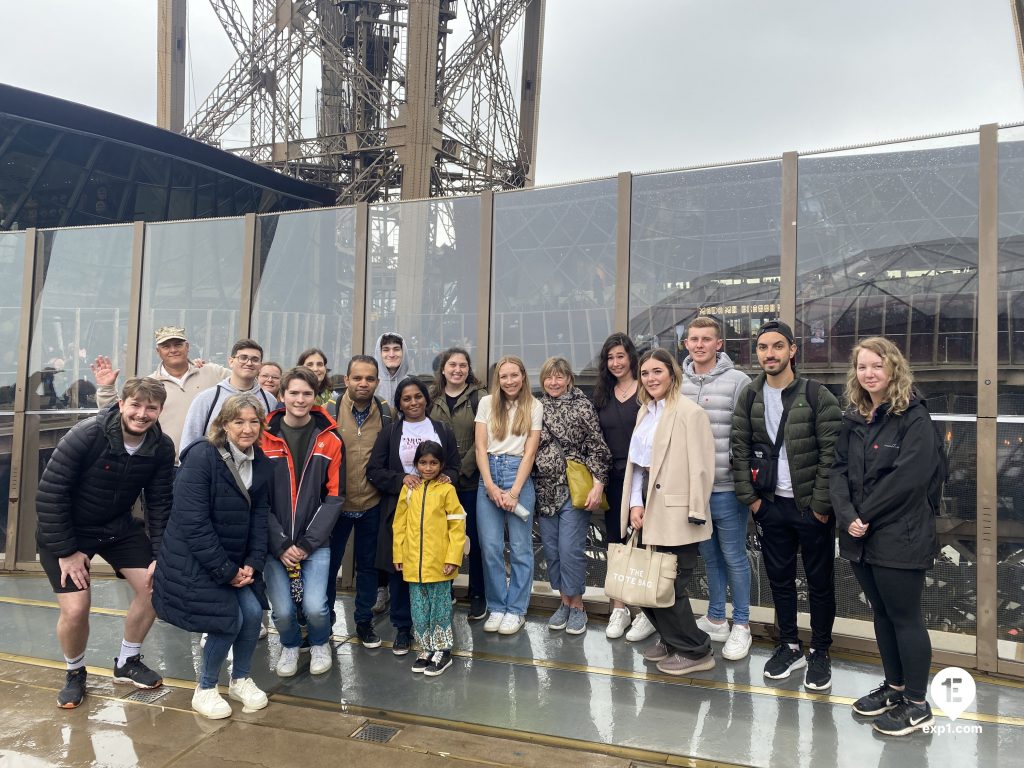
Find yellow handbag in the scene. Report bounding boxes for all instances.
[565,458,609,512]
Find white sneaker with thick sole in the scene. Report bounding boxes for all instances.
[276,646,300,677]
[722,624,753,660]
[483,612,506,632]
[625,612,656,642]
[696,615,731,643]
[192,686,232,719]
[309,643,332,675]
[605,607,632,639]
[497,613,525,635]
[228,677,268,713]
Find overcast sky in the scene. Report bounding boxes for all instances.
[2,0,1022,184]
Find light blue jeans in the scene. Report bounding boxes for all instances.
[265,546,332,648]
[537,496,590,597]
[698,491,752,625]
[199,585,263,689]
[476,454,535,616]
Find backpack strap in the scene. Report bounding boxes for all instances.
[202,386,223,438]
[376,395,393,428]
[79,419,110,474]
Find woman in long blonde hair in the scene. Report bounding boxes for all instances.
[830,336,939,736]
[473,355,542,635]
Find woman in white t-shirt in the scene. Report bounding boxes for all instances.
[368,378,459,654]
[474,356,543,636]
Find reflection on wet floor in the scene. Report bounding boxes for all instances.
[1,574,1022,767]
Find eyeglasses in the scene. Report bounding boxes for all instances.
[233,354,262,365]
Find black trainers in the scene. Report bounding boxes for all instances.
[803,650,832,691]
[57,668,87,709]
[853,682,903,716]
[412,652,432,673]
[113,655,162,689]
[468,595,487,621]
[424,650,453,677]
[873,699,934,736]
[763,644,806,680]
[356,621,382,649]
[392,628,412,656]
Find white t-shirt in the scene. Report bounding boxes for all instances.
[762,384,794,498]
[475,394,542,456]
[399,419,440,473]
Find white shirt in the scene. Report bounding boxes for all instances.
[159,365,187,388]
[762,383,794,498]
[627,399,665,508]
[475,395,543,456]
[399,419,440,473]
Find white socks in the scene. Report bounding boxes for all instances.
[65,652,85,671]
[116,640,142,667]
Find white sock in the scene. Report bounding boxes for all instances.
[65,653,85,671]
[116,640,142,667]
[788,643,800,651]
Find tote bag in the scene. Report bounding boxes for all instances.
[603,530,677,608]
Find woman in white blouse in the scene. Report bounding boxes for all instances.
[623,348,717,676]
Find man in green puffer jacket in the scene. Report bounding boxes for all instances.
[731,320,841,692]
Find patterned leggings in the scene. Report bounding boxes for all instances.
[409,581,454,652]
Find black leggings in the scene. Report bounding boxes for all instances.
[851,562,931,701]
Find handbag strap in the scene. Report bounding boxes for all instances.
[770,391,796,457]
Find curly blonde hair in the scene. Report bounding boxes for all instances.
[844,337,914,419]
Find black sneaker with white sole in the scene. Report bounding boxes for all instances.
[356,621,382,649]
[57,668,87,709]
[872,699,934,736]
[423,650,453,677]
[112,655,162,689]
[803,650,832,691]
[763,644,806,680]
[392,628,412,656]
[412,652,432,673]
[853,682,902,716]
[468,596,487,621]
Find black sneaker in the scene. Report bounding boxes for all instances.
[356,621,382,649]
[57,668,87,709]
[763,644,806,680]
[412,652,432,673]
[112,655,162,689]
[873,699,934,736]
[803,650,832,691]
[468,596,487,621]
[853,682,903,716]
[423,650,453,677]
[392,629,412,656]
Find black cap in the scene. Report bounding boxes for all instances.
[755,320,796,344]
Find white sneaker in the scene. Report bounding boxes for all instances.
[696,615,731,643]
[200,632,208,648]
[228,677,268,713]
[722,624,753,661]
[605,607,632,639]
[258,617,269,640]
[192,686,232,719]
[498,613,525,635]
[309,643,332,675]
[483,611,506,632]
[276,646,300,677]
[625,611,656,642]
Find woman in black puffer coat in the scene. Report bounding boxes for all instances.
[153,393,273,720]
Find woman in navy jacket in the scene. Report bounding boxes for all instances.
[830,337,939,737]
[153,393,273,720]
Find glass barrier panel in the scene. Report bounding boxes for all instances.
[0,231,26,409]
[0,414,12,562]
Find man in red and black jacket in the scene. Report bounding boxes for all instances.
[260,366,344,678]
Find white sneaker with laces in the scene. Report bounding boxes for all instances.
[483,611,506,632]
[228,677,268,712]
[309,643,332,675]
[625,611,656,642]
[498,613,525,635]
[605,607,632,639]
[696,615,731,643]
[192,686,232,719]
[276,646,300,677]
[722,624,753,661]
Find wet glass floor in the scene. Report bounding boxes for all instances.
[1,574,1022,767]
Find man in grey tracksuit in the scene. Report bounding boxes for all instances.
[680,317,752,661]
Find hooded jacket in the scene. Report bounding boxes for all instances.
[681,352,751,492]
[261,405,344,556]
[36,403,175,557]
[373,332,411,407]
[829,396,939,570]
[392,479,466,583]
[179,378,277,453]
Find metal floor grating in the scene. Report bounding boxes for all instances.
[121,687,171,704]
[350,723,401,744]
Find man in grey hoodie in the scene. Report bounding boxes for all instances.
[373,332,410,407]
[178,339,278,451]
[680,316,753,661]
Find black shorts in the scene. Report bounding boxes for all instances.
[39,524,154,594]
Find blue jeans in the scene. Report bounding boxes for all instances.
[265,546,332,648]
[327,505,381,625]
[698,491,752,625]
[199,585,262,689]
[538,497,590,597]
[476,454,535,616]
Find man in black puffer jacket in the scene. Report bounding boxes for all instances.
[36,378,175,710]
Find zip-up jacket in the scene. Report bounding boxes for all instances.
[681,352,751,492]
[36,402,175,558]
[830,397,939,570]
[392,479,466,583]
[261,406,344,556]
[180,378,277,454]
[731,374,842,516]
[428,382,485,494]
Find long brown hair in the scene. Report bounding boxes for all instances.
[844,336,914,418]
[488,355,535,441]
[637,348,682,406]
